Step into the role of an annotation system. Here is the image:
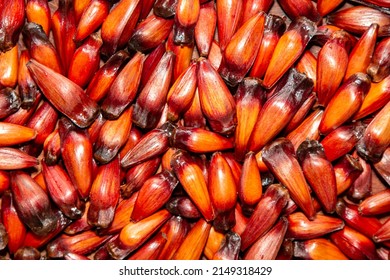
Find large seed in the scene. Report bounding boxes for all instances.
[0,0,389,262]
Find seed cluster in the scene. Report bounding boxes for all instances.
[0,0,389,260]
